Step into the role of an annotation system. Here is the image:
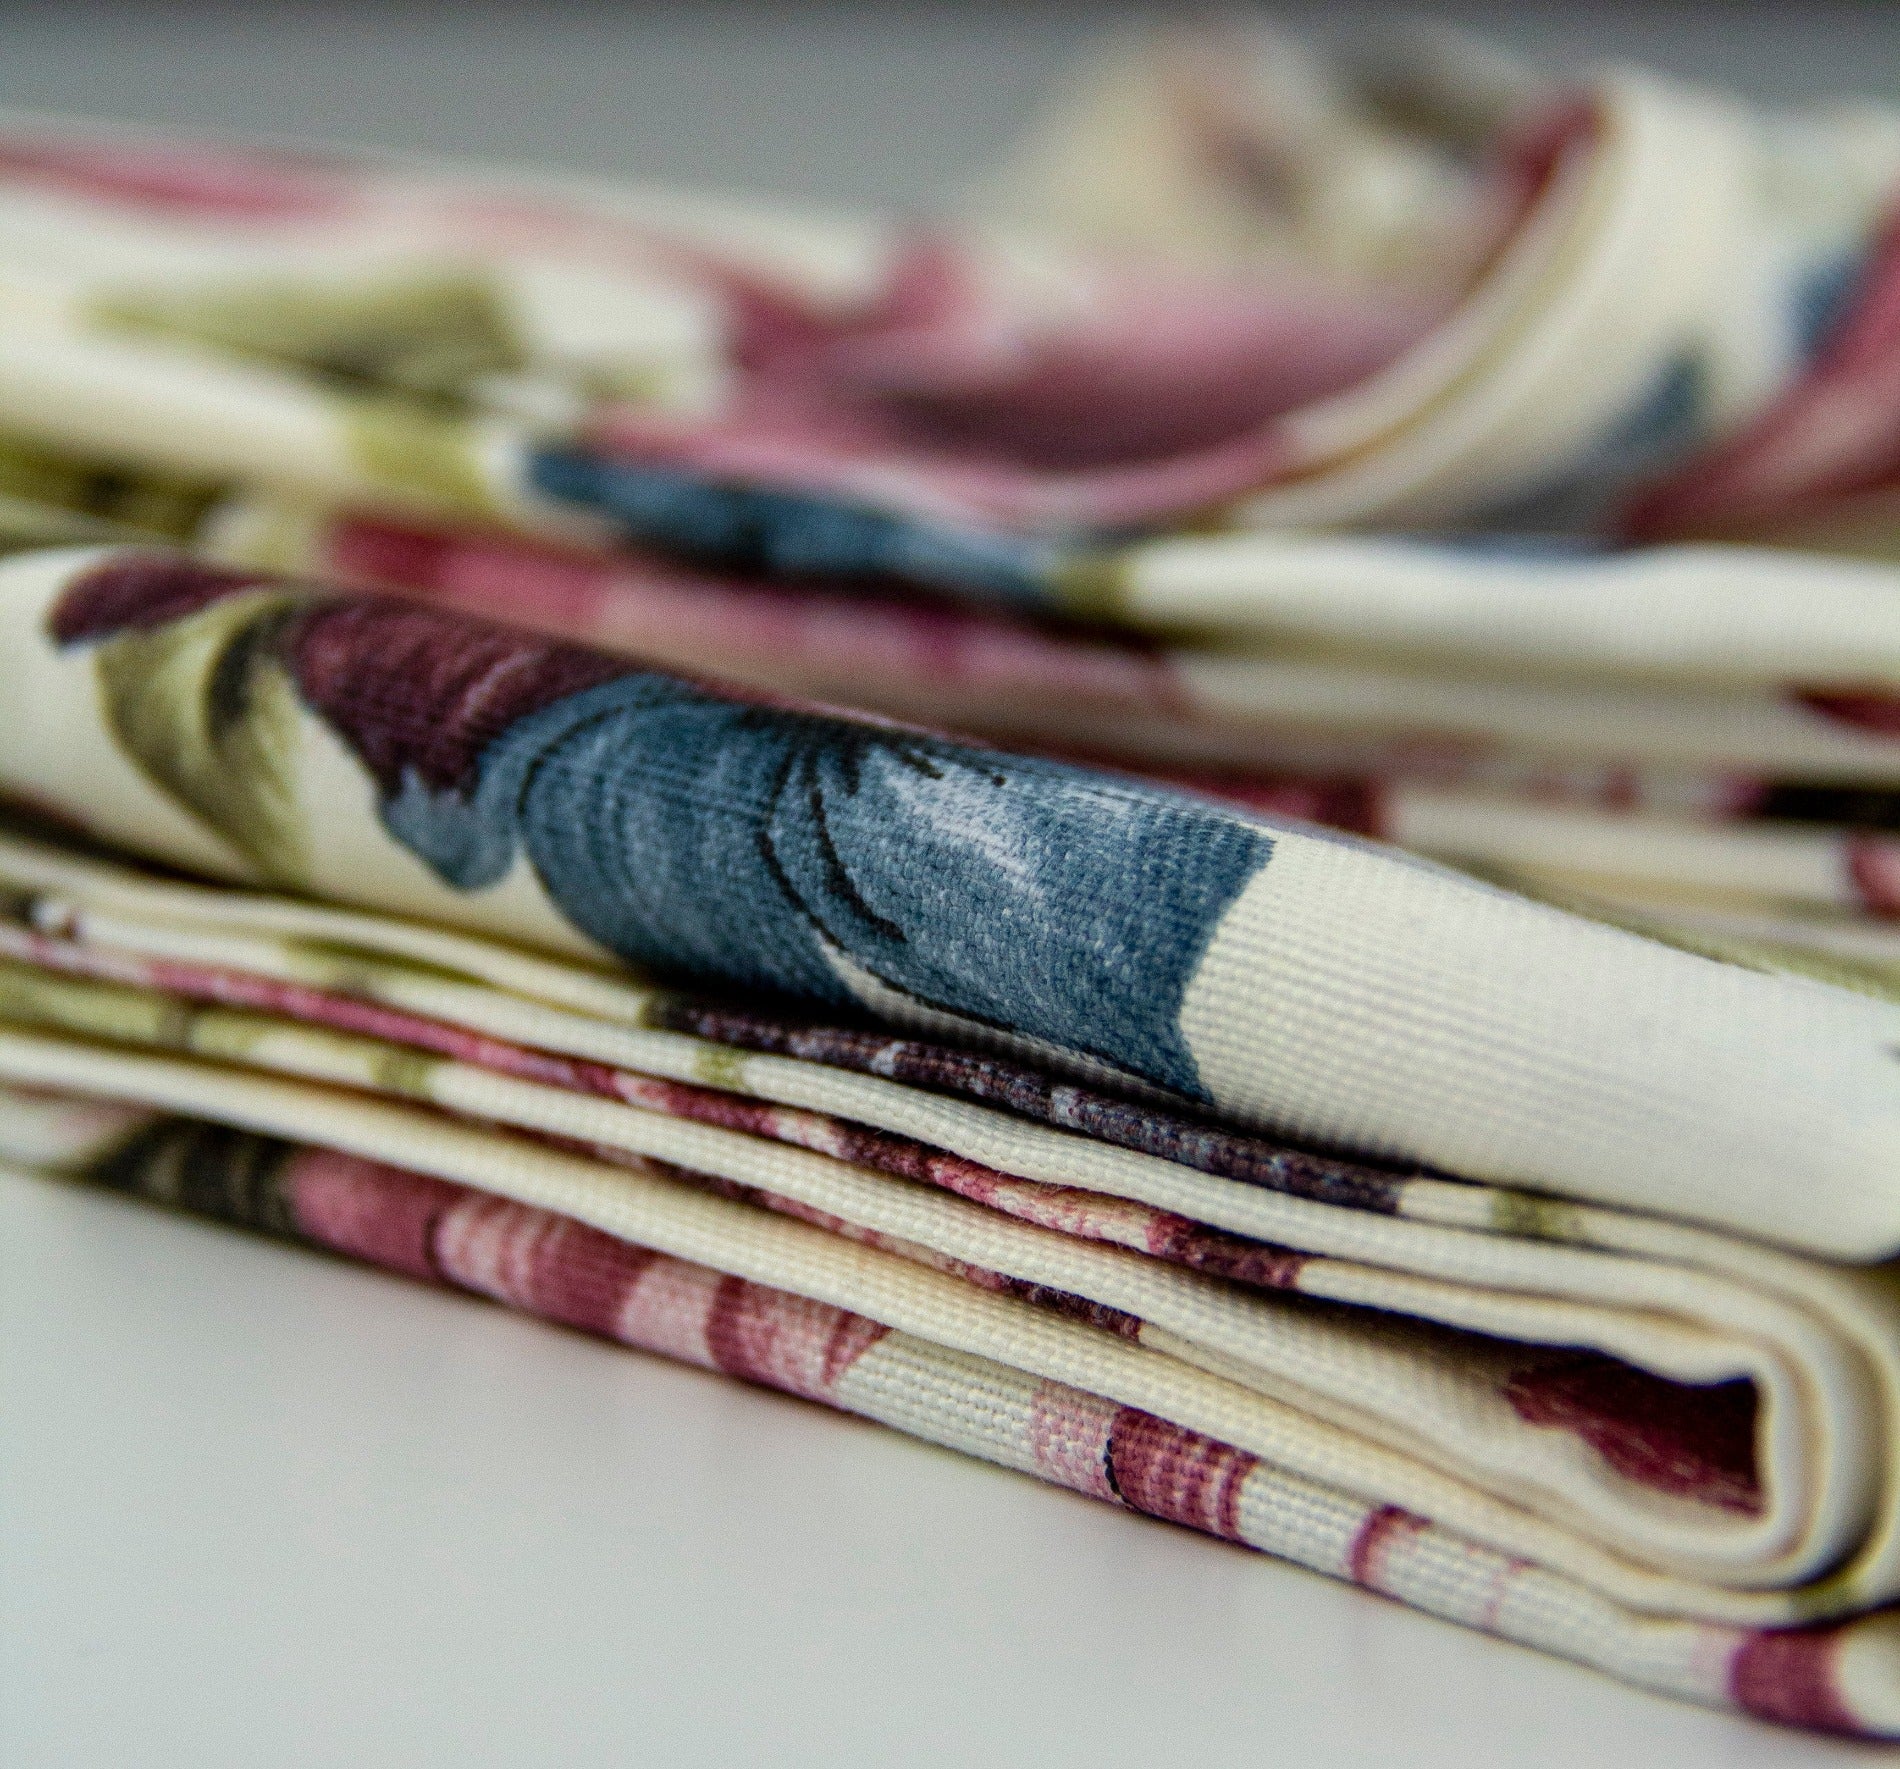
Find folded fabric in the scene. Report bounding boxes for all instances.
[9,81,1900,972]
[2,55,1900,594]
[219,509,1900,948]
[8,461,1900,957]
[4,1093,1898,1741]
[6,540,1900,1737]
[17,542,1900,1245]
[11,36,1900,1738]
[9,1093,1897,1744]
[228,508,1900,778]
[990,22,1900,554]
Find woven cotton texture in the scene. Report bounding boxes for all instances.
[9,28,1900,1735]
[1,539,1899,1736]
[4,70,1900,964]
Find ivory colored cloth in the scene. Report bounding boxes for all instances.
[2,1097,1898,1740]
[217,509,1900,945]
[11,449,1900,944]
[12,543,1900,1250]
[989,22,1900,552]
[7,449,1900,949]
[0,57,1898,587]
[7,542,1900,1736]
[7,78,1900,956]
[225,509,1900,777]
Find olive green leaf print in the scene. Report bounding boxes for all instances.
[0,955,444,1096]
[87,1113,302,1239]
[89,587,311,885]
[0,955,205,1048]
[0,490,146,558]
[93,274,515,518]
[93,273,526,405]
[0,431,223,543]
[340,394,501,518]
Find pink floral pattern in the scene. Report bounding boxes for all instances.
[1503,1350,1760,1515]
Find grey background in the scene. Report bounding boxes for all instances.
[3,3,1900,211]
[2,7,1896,1765]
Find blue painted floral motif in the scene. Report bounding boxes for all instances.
[54,562,1273,1098]
[529,446,1066,608]
[393,678,1268,1096]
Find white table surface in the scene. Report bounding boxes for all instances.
[5,5,1900,1763]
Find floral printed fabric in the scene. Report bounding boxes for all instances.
[250,509,1900,983]
[43,551,1269,1100]
[9,28,1900,1737]
[11,544,1900,1253]
[2,64,1900,974]
[0,55,1893,575]
[6,544,1900,1736]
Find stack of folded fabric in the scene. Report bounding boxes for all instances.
[7,22,1900,1736]
[7,544,1900,1736]
[5,30,1900,977]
